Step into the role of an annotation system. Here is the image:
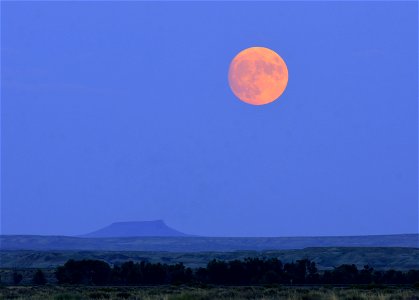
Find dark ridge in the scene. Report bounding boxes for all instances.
[0,234,417,252]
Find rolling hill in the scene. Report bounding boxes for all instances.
[1,247,418,270]
[0,234,417,252]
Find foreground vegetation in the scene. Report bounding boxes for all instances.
[53,258,419,285]
[3,258,419,286]
[2,258,419,299]
[1,285,419,300]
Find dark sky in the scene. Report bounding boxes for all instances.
[1,2,418,237]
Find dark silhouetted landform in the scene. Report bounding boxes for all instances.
[0,234,417,252]
[82,220,191,238]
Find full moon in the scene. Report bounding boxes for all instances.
[228,47,288,105]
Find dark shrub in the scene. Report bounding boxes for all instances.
[12,272,23,285]
[56,259,112,285]
[32,269,47,285]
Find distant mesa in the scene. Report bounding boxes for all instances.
[82,220,191,238]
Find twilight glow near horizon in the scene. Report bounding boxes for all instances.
[1,2,418,237]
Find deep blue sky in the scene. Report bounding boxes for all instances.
[1,2,418,237]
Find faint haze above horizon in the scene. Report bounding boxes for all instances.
[1,2,418,237]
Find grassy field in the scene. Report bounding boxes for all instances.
[1,285,419,300]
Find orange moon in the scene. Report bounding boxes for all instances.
[228,47,288,105]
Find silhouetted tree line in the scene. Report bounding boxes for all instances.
[9,270,47,285]
[55,258,419,286]
[56,259,192,285]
